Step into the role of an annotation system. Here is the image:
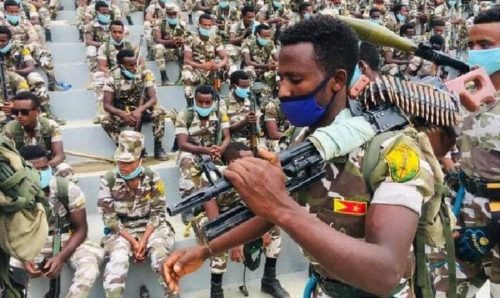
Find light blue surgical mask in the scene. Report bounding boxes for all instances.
[39,167,52,189]
[13,0,21,4]
[160,0,168,3]
[303,13,311,20]
[369,18,381,25]
[199,27,214,37]
[467,48,500,75]
[0,40,12,54]
[112,38,123,46]
[272,1,282,10]
[120,66,137,80]
[166,17,178,26]
[6,14,20,25]
[349,64,362,90]
[234,86,250,99]
[219,1,229,8]
[97,13,111,24]
[257,36,268,47]
[117,166,144,180]
[194,103,213,117]
[396,14,406,23]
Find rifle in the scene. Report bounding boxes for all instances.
[0,54,10,104]
[248,91,259,155]
[134,35,146,132]
[43,201,62,298]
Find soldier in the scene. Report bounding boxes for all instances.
[76,0,122,42]
[0,25,64,124]
[175,84,231,198]
[162,15,452,297]
[380,24,417,77]
[226,5,258,74]
[101,49,168,160]
[257,0,291,43]
[19,145,104,298]
[385,3,409,33]
[181,14,228,106]
[192,0,217,27]
[121,0,144,25]
[3,91,65,167]
[145,0,170,58]
[152,3,189,86]
[85,1,111,74]
[295,1,313,23]
[212,0,240,43]
[262,95,289,152]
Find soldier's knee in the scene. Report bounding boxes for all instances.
[27,72,45,86]
[86,46,98,57]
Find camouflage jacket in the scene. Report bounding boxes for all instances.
[241,37,277,64]
[2,40,34,71]
[102,67,156,108]
[97,167,168,235]
[153,19,190,44]
[194,0,218,12]
[184,33,224,64]
[97,40,135,69]
[2,117,62,152]
[85,3,122,24]
[457,92,500,181]
[0,18,39,45]
[145,2,167,21]
[174,107,230,147]
[84,20,110,44]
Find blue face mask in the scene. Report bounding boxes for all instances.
[219,1,229,8]
[279,73,334,127]
[369,18,381,25]
[467,48,500,75]
[199,27,213,37]
[396,14,406,23]
[257,36,268,47]
[303,13,311,20]
[0,40,12,54]
[234,86,250,99]
[39,167,52,189]
[349,64,362,89]
[120,66,137,80]
[194,103,213,117]
[6,14,20,25]
[112,37,123,46]
[167,17,178,26]
[117,166,144,180]
[97,13,111,24]
[273,1,282,10]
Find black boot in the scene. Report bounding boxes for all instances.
[160,70,173,86]
[79,29,84,42]
[261,258,290,298]
[47,75,58,91]
[154,139,168,160]
[126,15,134,25]
[45,29,52,42]
[210,274,224,298]
[188,14,193,25]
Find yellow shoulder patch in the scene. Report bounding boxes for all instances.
[385,142,420,183]
[21,48,31,56]
[18,81,29,91]
[155,180,165,195]
[145,72,153,82]
[221,113,229,123]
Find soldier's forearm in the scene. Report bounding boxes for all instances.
[57,229,86,262]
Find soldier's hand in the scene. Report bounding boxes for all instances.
[229,245,244,262]
[0,102,13,115]
[209,146,222,159]
[24,261,42,278]
[262,232,272,247]
[245,111,257,124]
[203,61,216,71]
[269,61,278,71]
[43,255,64,279]
[162,246,207,293]
[131,109,143,124]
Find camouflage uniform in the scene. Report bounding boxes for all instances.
[226,20,255,73]
[101,67,166,144]
[428,92,500,297]
[98,131,176,298]
[291,124,440,297]
[121,0,145,17]
[181,32,225,99]
[262,98,290,152]
[84,20,110,73]
[212,4,240,42]
[30,177,104,298]
[2,116,61,153]
[76,2,122,34]
[380,46,421,77]
[225,91,262,145]
[145,2,168,51]
[192,0,218,27]
[152,18,189,71]
[0,71,29,125]
[257,1,291,37]
[174,107,230,197]
[241,37,277,97]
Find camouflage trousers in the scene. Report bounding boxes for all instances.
[27,43,56,80]
[177,151,206,198]
[181,65,216,100]
[100,105,166,144]
[121,0,144,16]
[102,224,176,298]
[153,44,182,72]
[225,44,241,75]
[92,71,109,121]
[48,0,60,19]
[26,72,50,105]
[29,6,52,29]
[427,190,500,297]
[36,237,104,298]
[86,46,99,73]
[75,5,86,31]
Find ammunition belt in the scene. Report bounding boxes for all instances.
[462,173,500,200]
[312,271,378,297]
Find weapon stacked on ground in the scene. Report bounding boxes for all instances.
[0,54,10,104]
[42,202,62,298]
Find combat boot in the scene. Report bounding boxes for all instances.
[126,15,134,25]
[261,258,290,298]
[79,29,84,42]
[45,29,52,42]
[160,70,174,86]
[210,275,224,298]
[154,139,168,160]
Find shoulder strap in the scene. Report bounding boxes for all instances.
[55,176,70,212]
[8,121,25,150]
[185,107,195,129]
[39,118,53,152]
[361,131,399,191]
[104,170,117,190]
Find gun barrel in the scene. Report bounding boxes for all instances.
[414,45,470,74]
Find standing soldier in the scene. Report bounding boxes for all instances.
[19,145,104,298]
[181,14,228,106]
[98,131,177,298]
[152,3,189,86]
[101,49,168,160]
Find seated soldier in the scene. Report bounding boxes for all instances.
[101,49,168,160]
[121,0,144,25]
[241,23,278,99]
[76,0,122,41]
[256,0,290,41]
[196,142,290,298]
[85,1,112,75]
[181,13,228,106]
[0,25,64,124]
[2,91,65,168]
[144,0,170,58]
[175,84,231,198]
[192,0,217,27]
[19,145,104,298]
[152,3,189,86]
[226,5,258,74]
[212,0,239,43]
[380,24,416,77]
[291,1,313,25]
[0,70,30,127]
[98,131,177,298]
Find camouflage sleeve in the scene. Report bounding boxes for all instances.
[142,69,155,88]
[97,43,107,61]
[470,100,500,151]
[97,174,123,233]
[145,4,155,15]
[102,73,115,93]
[66,182,86,212]
[215,36,224,52]
[27,23,40,44]
[184,35,194,52]
[174,109,189,135]
[264,101,279,121]
[21,47,34,62]
[113,5,122,19]
[220,112,230,130]
[148,172,167,227]
[368,134,434,215]
[240,40,250,55]
[48,119,62,143]
[84,23,93,34]
[229,22,238,35]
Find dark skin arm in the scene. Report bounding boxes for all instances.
[44,208,88,278]
[97,58,109,73]
[264,120,283,140]
[203,199,220,220]
[15,59,35,76]
[153,29,178,48]
[84,32,101,47]
[183,50,214,71]
[103,91,136,126]
[242,52,271,70]
[384,50,409,65]
[49,141,65,168]
[177,134,215,155]
[130,86,158,123]
[229,112,257,133]
[219,127,231,153]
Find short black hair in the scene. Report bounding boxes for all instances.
[359,42,380,72]
[474,5,500,24]
[254,23,270,35]
[110,20,124,29]
[432,19,446,27]
[429,34,445,50]
[19,145,47,161]
[299,1,312,12]
[95,0,110,11]
[116,49,135,65]
[222,142,251,164]
[0,26,12,39]
[369,8,381,17]
[241,5,255,16]
[199,13,212,23]
[280,15,359,83]
[194,85,215,100]
[13,91,40,109]
[230,70,249,86]
[4,0,20,9]
[399,23,415,36]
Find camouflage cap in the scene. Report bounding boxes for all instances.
[165,3,179,13]
[114,131,144,162]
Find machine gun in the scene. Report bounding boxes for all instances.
[41,201,62,298]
